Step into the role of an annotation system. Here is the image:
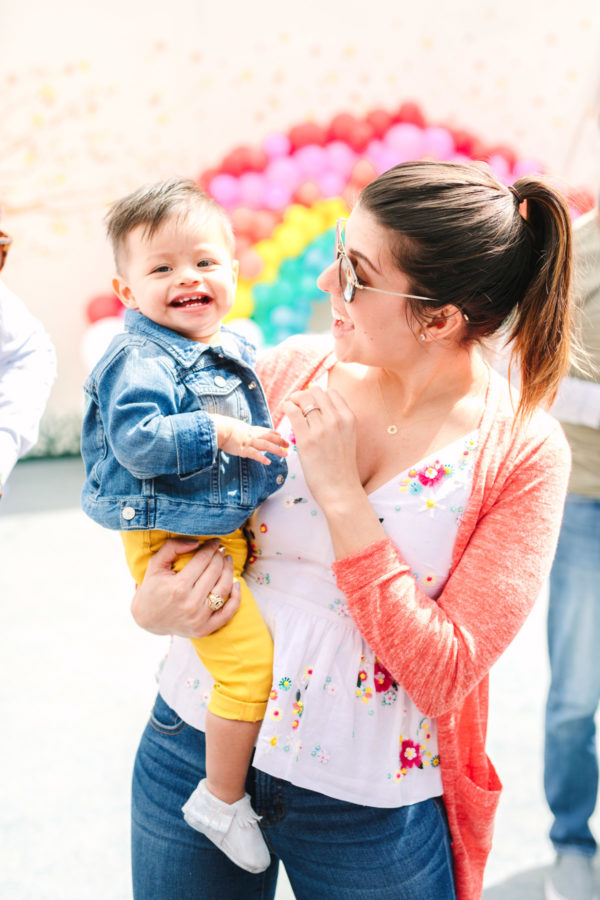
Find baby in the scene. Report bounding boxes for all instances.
[81,178,288,873]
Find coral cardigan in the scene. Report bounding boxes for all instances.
[256,335,570,900]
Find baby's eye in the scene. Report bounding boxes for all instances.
[197,258,216,268]
[152,265,171,273]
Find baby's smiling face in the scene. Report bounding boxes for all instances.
[113,210,238,344]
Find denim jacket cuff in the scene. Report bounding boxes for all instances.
[171,410,217,476]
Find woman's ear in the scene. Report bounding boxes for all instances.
[422,305,465,341]
[112,275,138,310]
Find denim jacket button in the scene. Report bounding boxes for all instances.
[214,375,226,387]
[276,474,285,485]
[247,381,257,390]
[122,506,136,521]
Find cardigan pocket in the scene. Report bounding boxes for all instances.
[456,756,502,861]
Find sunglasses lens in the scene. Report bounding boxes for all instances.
[340,256,355,303]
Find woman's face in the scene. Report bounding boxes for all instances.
[317,206,422,368]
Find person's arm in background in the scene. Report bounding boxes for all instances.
[0,280,57,496]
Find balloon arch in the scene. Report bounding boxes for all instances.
[82,102,593,367]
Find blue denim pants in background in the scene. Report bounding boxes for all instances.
[131,693,456,900]
[544,494,600,858]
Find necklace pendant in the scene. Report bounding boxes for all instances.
[387,424,398,435]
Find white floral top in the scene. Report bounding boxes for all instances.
[159,400,479,808]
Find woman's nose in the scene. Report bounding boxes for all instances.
[316,258,338,293]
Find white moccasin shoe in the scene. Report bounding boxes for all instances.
[182,779,271,874]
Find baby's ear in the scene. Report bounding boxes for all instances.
[112,275,138,309]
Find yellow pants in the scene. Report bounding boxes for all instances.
[121,528,273,722]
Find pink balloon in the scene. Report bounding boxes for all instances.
[262,132,292,159]
[488,153,511,184]
[265,156,302,191]
[263,180,293,211]
[324,141,357,178]
[384,123,425,162]
[422,126,455,160]
[372,146,401,175]
[316,169,346,198]
[238,172,267,209]
[294,144,328,179]
[512,157,544,179]
[208,173,240,209]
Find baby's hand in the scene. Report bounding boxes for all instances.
[212,414,288,465]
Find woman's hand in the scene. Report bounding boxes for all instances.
[283,386,362,508]
[131,538,240,638]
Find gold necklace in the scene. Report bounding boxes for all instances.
[377,375,399,435]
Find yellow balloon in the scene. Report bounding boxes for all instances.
[225,281,254,320]
[272,223,306,256]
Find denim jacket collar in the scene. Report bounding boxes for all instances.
[124,310,255,369]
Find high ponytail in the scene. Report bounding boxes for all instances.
[506,177,573,422]
[359,161,576,425]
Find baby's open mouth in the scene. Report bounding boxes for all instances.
[170,295,212,308]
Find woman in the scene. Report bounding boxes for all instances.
[129,161,572,900]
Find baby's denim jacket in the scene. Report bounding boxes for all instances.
[81,310,287,535]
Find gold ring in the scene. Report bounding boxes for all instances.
[207,591,225,611]
[302,404,321,417]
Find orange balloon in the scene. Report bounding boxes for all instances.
[238,248,263,279]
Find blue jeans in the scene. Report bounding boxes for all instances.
[131,693,456,899]
[544,494,600,858]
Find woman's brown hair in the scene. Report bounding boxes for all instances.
[359,160,573,423]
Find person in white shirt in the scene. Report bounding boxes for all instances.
[0,229,57,497]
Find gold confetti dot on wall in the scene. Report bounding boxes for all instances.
[40,84,55,103]
[52,221,68,234]
[343,45,357,58]
[421,37,434,50]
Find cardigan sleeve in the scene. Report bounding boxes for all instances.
[332,422,571,718]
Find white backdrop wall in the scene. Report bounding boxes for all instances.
[1,0,599,451]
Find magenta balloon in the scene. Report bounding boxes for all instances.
[265,156,302,191]
[422,126,455,160]
[263,180,293,211]
[294,144,328,179]
[208,173,241,209]
[384,123,425,161]
[238,172,267,209]
[316,169,346,198]
[262,132,292,159]
[325,141,358,177]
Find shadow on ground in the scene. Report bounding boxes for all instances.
[0,456,84,515]
[483,862,600,900]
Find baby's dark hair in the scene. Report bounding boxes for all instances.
[105,177,234,271]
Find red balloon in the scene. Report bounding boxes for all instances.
[448,129,478,156]
[396,102,426,128]
[327,112,359,142]
[346,121,375,153]
[288,122,327,150]
[86,293,122,324]
[221,146,255,177]
[197,167,219,192]
[366,108,393,138]
[245,146,268,172]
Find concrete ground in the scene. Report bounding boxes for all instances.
[1,456,599,899]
